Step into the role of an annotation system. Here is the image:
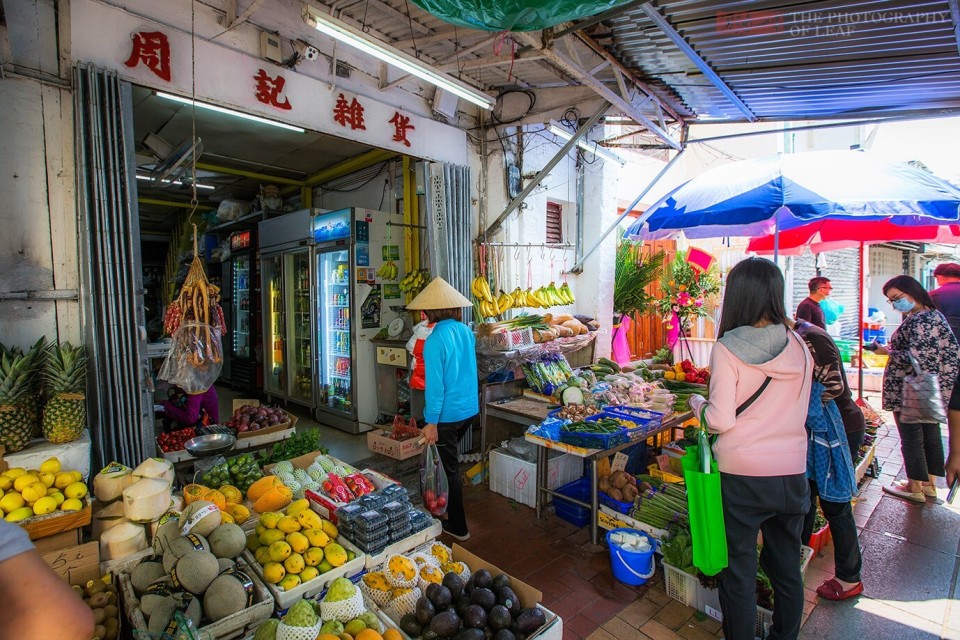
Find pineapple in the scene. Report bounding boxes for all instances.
[0,339,46,453]
[41,342,88,444]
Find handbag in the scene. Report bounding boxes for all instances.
[683,377,771,576]
[900,350,947,424]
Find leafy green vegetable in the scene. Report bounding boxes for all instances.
[258,428,327,465]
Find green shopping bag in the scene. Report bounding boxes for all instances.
[681,429,727,576]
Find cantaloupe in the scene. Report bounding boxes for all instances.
[131,561,166,596]
[203,573,250,621]
[208,523,246,559]
[180,500,222,537]
[171,550,219,594]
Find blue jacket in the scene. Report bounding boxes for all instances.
[423,320,479,424]
[806,381,857,503]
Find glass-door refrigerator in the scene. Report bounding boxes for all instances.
[287,250,315,407]
[262,255,286,402]
[316,247,353,422]
[226,230,259,393]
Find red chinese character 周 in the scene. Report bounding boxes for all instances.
[124,31,171,82]
[333,93,366,130]
[253,69,292,110]
[389,111,415,147]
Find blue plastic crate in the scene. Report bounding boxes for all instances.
[603,407,665,439]
[599,491,633,514]
[553,477,591,528]
[559,417,628,449]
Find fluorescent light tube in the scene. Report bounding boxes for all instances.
[136,174,216,190]
[156,91,307,133]
[548,124,626,165]
[302,6,494,110]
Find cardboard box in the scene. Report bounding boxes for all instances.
[20,495,93,541]
[366,429,423,460]
[489,447,582,509]
[42,541,100,585]
[308,468,400,523]
[231,399,298,439]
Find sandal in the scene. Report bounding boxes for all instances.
[883,480,926,503]
[816,578,863,601]
[921,485,938,498]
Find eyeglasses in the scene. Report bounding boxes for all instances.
[887,295,905,305]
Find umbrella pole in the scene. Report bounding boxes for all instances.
[858,241,865,401]
[773,212,780,263]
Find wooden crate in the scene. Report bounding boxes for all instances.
[20,496,92,541]
[120,558,274,640]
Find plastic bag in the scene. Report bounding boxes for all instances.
[133,609,213,639]
[159,322,224,394]
[420,443,449,516]
[391,414,420,441]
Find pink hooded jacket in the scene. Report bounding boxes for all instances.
[702,326,812,477]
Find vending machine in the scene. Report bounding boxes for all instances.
[259,208,405,432]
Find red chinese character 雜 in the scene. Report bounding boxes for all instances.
[389,111,415,147]
[124,31,171,82]
[333,93,366,130]
[253,69,292,110]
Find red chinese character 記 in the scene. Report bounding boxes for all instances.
[253,69,292,110]
[124,31,171,82]
[389,111,415,147]
[333,93,366,130]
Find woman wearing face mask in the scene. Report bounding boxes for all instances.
[873,275,960,502]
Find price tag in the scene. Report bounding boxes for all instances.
[610,453,628,473]
[42,542,99,585]
[656,454,670,471]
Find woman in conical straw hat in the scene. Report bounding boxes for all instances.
[407,277,479,541]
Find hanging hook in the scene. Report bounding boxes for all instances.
[514,244,522,261]
[540,245,546,260]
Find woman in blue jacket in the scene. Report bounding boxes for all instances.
[407,277,479,541]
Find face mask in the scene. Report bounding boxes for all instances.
[892,298,916,313]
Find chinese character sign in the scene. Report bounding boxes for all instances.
[389,111,415,147]
[124,31,171,82]
[333,93,366,130]
[253,69,292,110]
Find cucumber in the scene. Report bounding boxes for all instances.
[591,366,615,376]
[598,357,621,373]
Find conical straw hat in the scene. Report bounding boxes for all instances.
[406,277,472,310]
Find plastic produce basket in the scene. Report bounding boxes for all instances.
[599,491,634,514]
[553,477,591,528]
[662,562,698,608]
[603,407,665,439]
[559,417,628,449]
[647,464,685,484]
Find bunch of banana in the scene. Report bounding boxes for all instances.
[471,276,494,304]
[476,289,516,319]
[556,282,576,305]
[376,260,399,280]
[399,269,429,293]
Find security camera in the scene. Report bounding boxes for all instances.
[294,41,320,63]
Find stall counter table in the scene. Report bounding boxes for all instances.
[525,412,692,545]
[159,426,296,484]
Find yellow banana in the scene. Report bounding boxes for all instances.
[480,278,494,304]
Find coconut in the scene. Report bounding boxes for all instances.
[132,458,175,485]
[93,462,134,503]
[123,477,172,524]
[92,501,127,539]
[100,522,147,561]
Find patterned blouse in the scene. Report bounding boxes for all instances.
[882,309,960,413]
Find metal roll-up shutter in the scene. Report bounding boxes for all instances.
[791,249,861,339]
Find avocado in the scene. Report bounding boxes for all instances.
[472,569,493,590]
[442,572,465,600]
[498,587,522,616]
[428,584,453,610]
[455,595,473,617]
[470,587,496,611]
[491,574,511,594]
[488,605,512,631]
[456,629,484,640]
[494,631,516,640]
[422,629,441,640]
[483,628,494,640]
[416,596,437,625]
[400,613,423,637]
[429,610,461,639]
[516,608,546,634]
[463,604,487,629]
[463,575,475,595]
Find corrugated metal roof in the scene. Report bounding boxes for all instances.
[599,0,960,120]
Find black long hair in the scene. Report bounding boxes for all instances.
[717,257,788,338]
[882,275,935,311]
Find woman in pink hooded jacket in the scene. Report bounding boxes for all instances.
[688,257,812,640]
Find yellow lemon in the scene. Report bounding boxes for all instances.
[259,512,282,530]
[33,496,58,515]
[276,515,301,534]
[283,552,305,575]
[277,573,301,592]
[4,506,34,522]
[298,566,319,583]
[38,472,56,488]
[48,491,65,506]
[39,458,61,474]
[0,477,12,492]
[71,471,83,483]
[262,562,285,584]
[286,531,309,554]
[259,529,286,547]
[64,482,88,500]
[0,492,25,513]
[61,498,83,512]
[303,547,324,567]
[268,540,292,563]
[54,472,75,490]
[320,519,338,540]
[286,499,310,517]
[13,474,40,493]
[21,482,48,504]
[3,468,27,480]
[303,528,330,548]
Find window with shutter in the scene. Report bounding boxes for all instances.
[546,202,563,245]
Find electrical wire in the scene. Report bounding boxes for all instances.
[323,161,390,192]
[491,89,536,125]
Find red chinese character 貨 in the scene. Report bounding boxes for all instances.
[253,69,292,110]
[389,111,415,147]
[333,93,366,130]
[124,31,171,82]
